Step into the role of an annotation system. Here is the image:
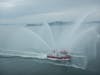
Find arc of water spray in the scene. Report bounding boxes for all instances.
[73,10,98,58]
[60,10,98,48]
[67,10,97,40]
[70,26,97,64]
[24,27,51,50]
[59,12,91,48]
[69,26,97,69]
[71,26,97,47]
[43,22,57,50]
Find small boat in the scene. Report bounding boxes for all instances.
[47,50,71,60]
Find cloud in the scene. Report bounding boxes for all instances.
[0,0,100,19]
[0,8,100,25]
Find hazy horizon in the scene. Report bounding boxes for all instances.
[0,0,100,25]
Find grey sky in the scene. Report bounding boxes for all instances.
[0,0,100,24]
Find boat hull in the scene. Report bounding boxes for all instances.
[47,55,71,60]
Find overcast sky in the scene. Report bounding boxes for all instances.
[0,0,100,24]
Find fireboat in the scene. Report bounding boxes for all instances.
[47,50,71,61]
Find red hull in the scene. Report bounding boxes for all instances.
[47,55,71,60]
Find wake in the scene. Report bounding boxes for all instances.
[0,48,87,69]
